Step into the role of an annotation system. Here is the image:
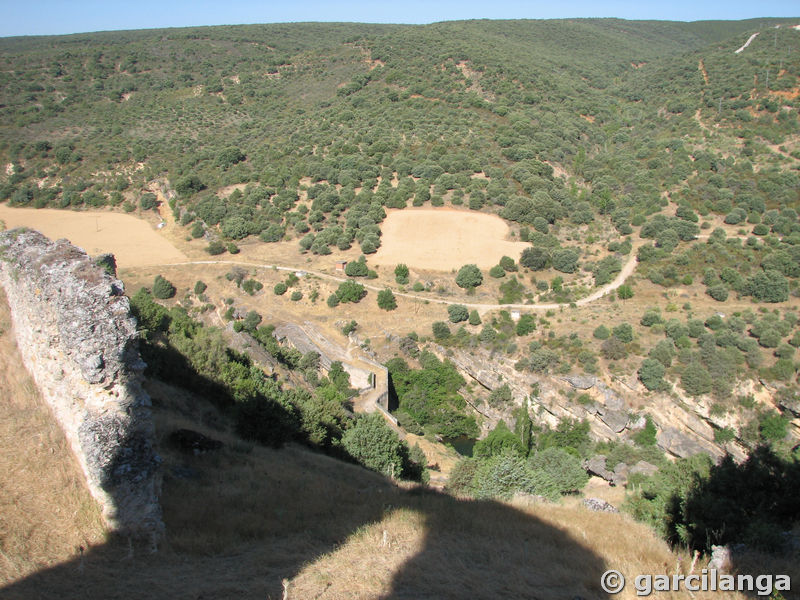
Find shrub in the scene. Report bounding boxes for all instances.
[394,263,409,284]
[638,359,667,391]
[139,192,157,211]
[528,447,588,494]
[641,309,662,327]
[520,247,551,271]
[377,288,397,311]
[342,414,406,478]
[273,282,288,295]
[612,323,633,343]
[706,284,729,302]
[551,248,580,273]
[468,310,481,326]
[633,416,658,446]
[593,325,610,340]
[515,314,536,336]
[326,293,339,308]
[432,321,451,340]
[681,363,712,396]
[290,291,302,301]
[152,275,176,299]
[601,337,627,360]
[473,421,525,458]
[336,280,367,303]
[617,284,634,300]
[242,279,263,295]
[194,280,207,295]
[205,241,226,255]
[499,256,517,272]
[489,265,506,278]
[345,259,369,277]
[448,304,469,323]
[455,264,483,289]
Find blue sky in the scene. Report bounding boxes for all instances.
[1,0,799,37]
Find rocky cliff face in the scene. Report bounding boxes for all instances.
[425,342,796,462]
[0,229,163,544]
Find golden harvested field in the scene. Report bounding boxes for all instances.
[0,205,186,268]
[372,207,530,270]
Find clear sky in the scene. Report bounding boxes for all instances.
[1,0,799,38]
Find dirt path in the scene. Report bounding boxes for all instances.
[735,32,759,54]
[2,203,645,312]
[158,239,644,312]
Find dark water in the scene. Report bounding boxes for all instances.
[447,437,476,457]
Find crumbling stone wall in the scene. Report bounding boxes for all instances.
[0,229,163,544]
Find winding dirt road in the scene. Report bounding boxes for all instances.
[159,238,645,313]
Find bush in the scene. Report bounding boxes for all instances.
[633,416,658,446]
[473,421,525,458]
[274,282,288,295]
[432,321,451,340]
[468,310,481,326]
[499,256,517,272]
[640,309,662,327]
[205,241,226,255]
[140,192,157,210]
[551,248,579,273]
[528,447,588,494]
[520,247,551,271]
[345,259,369,277]
[290,291,302,301]
[377,288,397,311]
[601,337,627,360]
[515,314,536,336]
[489,265,506,278]
[593,325,610,340]
[681,363,712,396]
[152,275,176,299]
[448,304,469,323]
[746,270,789,303]
[242,279,263,295]
[194,280,207,295]
[394,263,409,284]
[342,414,406,478]
[706,284,729,302]
[612,323,633,343]
[638,359,667,391]
[617,284,634,300]
[326,293,339,308]
[336,280,367,303]
[455,264,483,289]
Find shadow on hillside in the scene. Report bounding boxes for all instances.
[1,444,612,600]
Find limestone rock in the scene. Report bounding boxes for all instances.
[582,498,619,513]
[629,460,659,478]
[561,374,597,389]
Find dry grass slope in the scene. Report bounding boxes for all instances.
[0,290,106,585]
[1,294,796,600]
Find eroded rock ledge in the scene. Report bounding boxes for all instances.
[0,229,163,544]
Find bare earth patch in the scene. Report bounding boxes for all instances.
[0,205,186,268]
[372,208,529,270]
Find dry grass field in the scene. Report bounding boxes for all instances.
[0,290,106,586]
[0,204,186,268]
[372,207,530,270]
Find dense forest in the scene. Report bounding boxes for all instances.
[1,19,798,254]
